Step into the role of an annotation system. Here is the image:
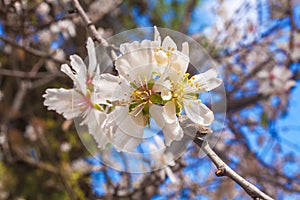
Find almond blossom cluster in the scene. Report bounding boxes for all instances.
[43,27,222,153]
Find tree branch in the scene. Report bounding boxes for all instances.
[71,0,109,46]
[193,137,274,200]
[0,35,66,64]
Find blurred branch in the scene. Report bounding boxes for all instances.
[0,68,63,78]
[0,35,66,64]
[14,148,58,174]
[194,136,274,200]
[179,0,197,33]
[36,130,78,200]
[71,0,109,46]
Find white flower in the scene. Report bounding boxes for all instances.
[257,66,296,95]
[50,19,76,39]
[43,38,108,148]
[95,28,189,151]
[97,63,183,151]
[94,27,222,152]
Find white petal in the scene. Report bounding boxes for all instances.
[120,41,140,54]
[165,166,177,183]
[93,73,129,104]
[115,52,155,82]
[192,69,222,91]
[181,42,189,56]
[161,89,172,101]
[258,81,272,94]
[184,100,214,126]
[70,55,86,77]
[155,50,169,66]
[87,37,97,76]
[257,70,269,79]
[169,54,189,81]
[43,88,83,119]
[106,107,144,152]
[87,110,109,149]
[150,102,183,146]
[154,26,161,45]
[162,36,177,51]
[61,64,86,93]
[284,80,296,91]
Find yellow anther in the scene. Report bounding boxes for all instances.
[197,99,202,103]
[188,80,192,83]
[191,77,195,80]
[198,87,201,91]
[185,73,190,77]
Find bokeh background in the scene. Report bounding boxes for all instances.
[0,0,300,199]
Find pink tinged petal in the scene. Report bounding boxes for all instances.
[43,88,83,119]
[184,100,214,126]
[162,36,177,51]
[87,37,98,76]
[87,110,109,149]
[154,26,161,45]
[150,102,183,146]
[192,69,222,91]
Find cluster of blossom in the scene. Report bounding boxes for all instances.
[43,27,222,152]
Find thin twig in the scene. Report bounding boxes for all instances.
[71,0,109,46]
[193,137,274,200]
[180,0,197,33]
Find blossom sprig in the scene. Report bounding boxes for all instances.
[95,27,222,151]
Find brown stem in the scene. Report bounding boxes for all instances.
[193,138,274,200]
